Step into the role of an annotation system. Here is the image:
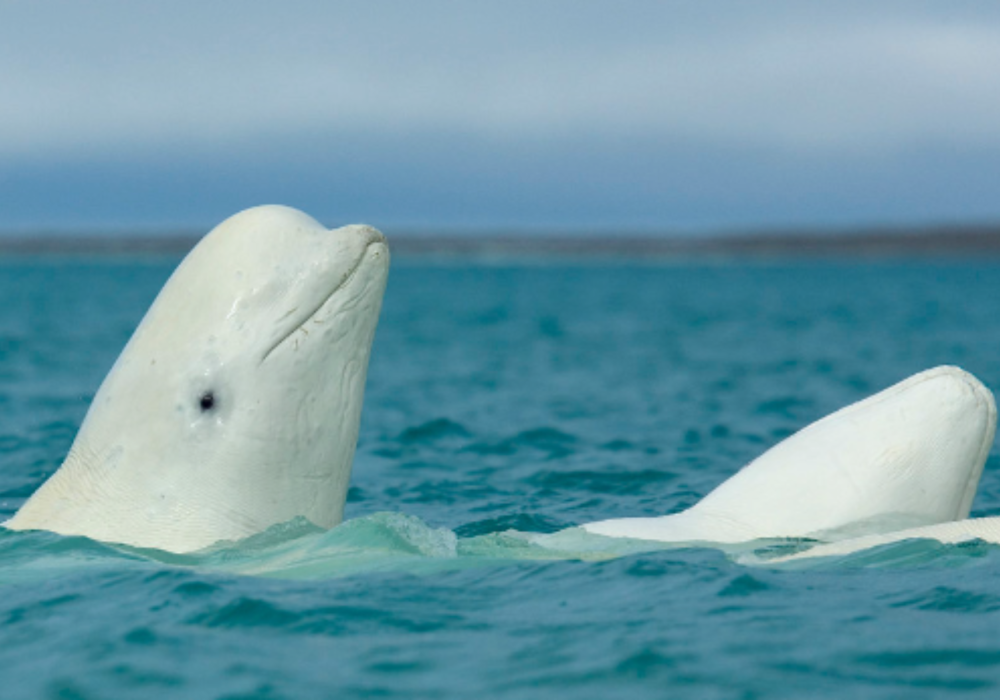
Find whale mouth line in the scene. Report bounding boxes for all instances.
[259,241,383,365]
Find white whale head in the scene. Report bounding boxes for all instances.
[7,205,389,553]
[584,366,997,544]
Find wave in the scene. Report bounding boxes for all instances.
[2,512,1000,584]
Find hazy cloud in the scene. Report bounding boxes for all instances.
[2,1,999,228]
[3,2,1000,155]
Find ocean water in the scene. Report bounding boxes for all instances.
[2,254,1000,699]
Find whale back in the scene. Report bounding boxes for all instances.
[765,517,1000,563]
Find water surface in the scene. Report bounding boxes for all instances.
[1,256,1000,698]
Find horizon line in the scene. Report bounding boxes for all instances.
[2,223,1000,258]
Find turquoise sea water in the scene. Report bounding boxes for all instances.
[2,255,1000,698]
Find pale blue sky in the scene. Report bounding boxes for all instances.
[2,1,999,233]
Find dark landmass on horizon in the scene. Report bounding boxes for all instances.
[2,224,1000,259]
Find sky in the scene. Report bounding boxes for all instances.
[2,1,1000,234]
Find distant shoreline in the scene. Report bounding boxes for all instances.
[2,225,1000,258]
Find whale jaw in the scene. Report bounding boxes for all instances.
[584,366,997,545]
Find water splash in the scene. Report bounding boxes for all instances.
[5,512,999,585]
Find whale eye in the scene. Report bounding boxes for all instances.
[199,391,216,412]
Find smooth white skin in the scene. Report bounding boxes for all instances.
[583,366,997,544]
[6,205,389,553]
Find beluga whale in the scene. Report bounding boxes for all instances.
[6,205,389,553]
[582,366,996,546]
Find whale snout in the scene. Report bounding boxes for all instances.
[337,224,389,274]
[897,365,996,436]
[345,224,386,247]
[342,224,389,284]
[336,224,387,258]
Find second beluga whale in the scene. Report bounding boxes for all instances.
[581,366,997,546]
